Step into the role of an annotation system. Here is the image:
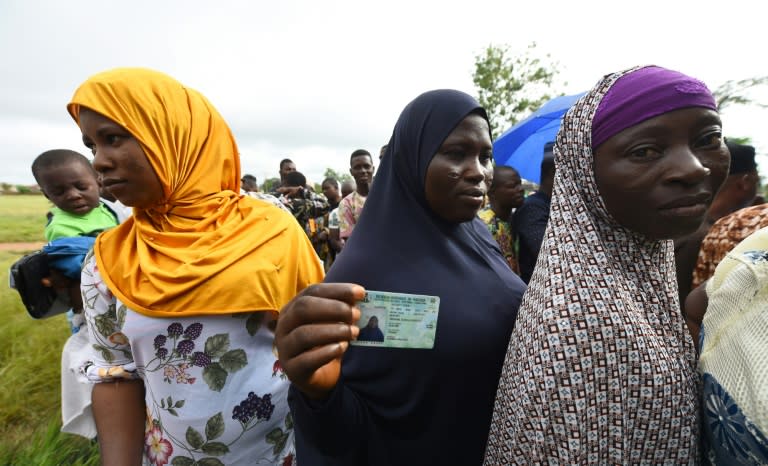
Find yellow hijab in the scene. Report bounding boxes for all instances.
[68,68,323,317]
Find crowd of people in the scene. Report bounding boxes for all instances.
[236,150,375,272]
[25,63,767,465]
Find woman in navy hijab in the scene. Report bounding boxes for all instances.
[275,89,525,465]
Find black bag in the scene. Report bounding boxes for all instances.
[8,250,69,319]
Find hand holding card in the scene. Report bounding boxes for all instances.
[274,283,364,400]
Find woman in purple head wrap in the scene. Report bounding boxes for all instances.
[483,66,730,464]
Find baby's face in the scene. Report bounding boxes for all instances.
[39,162,101,215]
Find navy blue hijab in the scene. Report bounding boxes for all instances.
[326,89,516,287]
[291,90,525,465]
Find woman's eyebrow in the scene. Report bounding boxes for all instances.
[696,114,722,126]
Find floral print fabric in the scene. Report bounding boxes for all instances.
[77,252,295,465]
[477,206,519,273]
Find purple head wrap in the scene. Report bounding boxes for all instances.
[591,66,717,150]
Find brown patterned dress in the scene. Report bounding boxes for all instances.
[692,203,768,289]
[484,68,700,465]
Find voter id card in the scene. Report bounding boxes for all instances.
[351,290,440,349]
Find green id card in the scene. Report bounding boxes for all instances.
[351,290,440,349]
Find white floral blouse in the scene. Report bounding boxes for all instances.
[77,252,295,466]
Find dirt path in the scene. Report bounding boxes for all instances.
[0,242,45,251]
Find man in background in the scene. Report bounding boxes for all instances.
[340,179,356,199]
[319,177,343,269]
[477,165,524,273]
[514,143,555,283]
[279,171,330,235]
[379,144,388,161]
[339,149,375,241]
[241,174,258,193]
[278,158,296,187]
[241,173,288,212]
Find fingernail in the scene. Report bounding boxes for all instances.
[352,284,366,298]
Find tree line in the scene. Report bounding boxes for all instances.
[297,43,768,192]
[472,41,767,141]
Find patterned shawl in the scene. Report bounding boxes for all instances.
[484,67,700,464]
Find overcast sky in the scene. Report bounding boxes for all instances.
[1,0,765,186]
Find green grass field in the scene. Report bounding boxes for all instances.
[0,195,100,463]
[0,194,50,243]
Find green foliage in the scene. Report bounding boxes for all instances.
[219,349,247,373]
[179,413,229,463]
[0,417,99,465]
[727,136,752,145]
[473,42,565,139]
[0,194,49,243]
[713,76,768,111]
[206,412,225,440]
[323,167,352,183]
[265,426,289,456]
[0,249,98,462]
[261,177,281,193]
[186,425,205,449]
[202,363,228,392]
[204,334,230,358]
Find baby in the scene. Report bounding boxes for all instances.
[31,149,121,332]
[32,149,119,240]
[30,150,123,440]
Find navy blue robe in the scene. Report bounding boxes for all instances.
[289,90,525,465]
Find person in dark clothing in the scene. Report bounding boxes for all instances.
[240,173,258,193]
[357,316,384,342]
[280,170,330,234]
[274,89,525,465]
[514,143,555,283]
[321,177,342,211]
[278,158,296,186]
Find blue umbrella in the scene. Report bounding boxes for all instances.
[493,92,585,183]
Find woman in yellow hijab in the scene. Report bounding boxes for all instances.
[68,68,323,465]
